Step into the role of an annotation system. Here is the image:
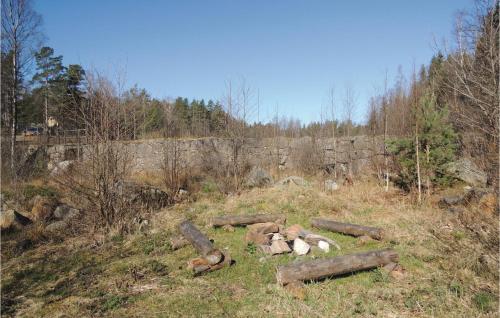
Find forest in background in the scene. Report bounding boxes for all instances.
[1,0,498,193]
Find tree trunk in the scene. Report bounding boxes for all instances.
[311,218,383,240]
[276,248,398,286]
[178,220,222,265]
[384,106,389,192]
[425,144,431,197]
[44,79,49,137]
[415,127,422,204]
[10,48,17,179]
[211,213,286,227]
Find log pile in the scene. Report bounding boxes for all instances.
[178,220,231,275]
[242,221,340,256]
[172,213,401,288]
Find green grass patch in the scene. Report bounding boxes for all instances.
[473,291,497,313]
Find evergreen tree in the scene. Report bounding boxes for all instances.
[62,64,86,129]
[32,47,65,133]
[388,92,458,192]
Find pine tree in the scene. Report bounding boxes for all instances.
[388,92,458,192]
[32,47,65,135]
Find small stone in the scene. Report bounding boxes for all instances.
[259,245,272,255]
[317,240,330,252]
[247,222,279,234]
[270,240,291,255]
[324,179,339,191]
[53,205,80,220]
[245,167,274,188]
[272,233,284,241]
[222,224,235,232]
[438,196,464,208]
[0,210,32,230]
[293,238,310,255]
[245,231,270,245]
[285,224,304,240]
[45,220,68,232]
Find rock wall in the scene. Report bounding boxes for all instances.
[47,136,384,175]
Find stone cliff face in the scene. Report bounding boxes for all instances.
[47,136,384,175]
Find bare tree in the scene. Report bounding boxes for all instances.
[328,87,338,179]
[1,0,42,178]
[382,71,389,191]
[342,85,357,180]
[222,78,255,190]
[161,138,185,197]
[56,71,134,231]
[444,0,499,186]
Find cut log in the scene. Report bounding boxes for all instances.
[311,218,383,240]
[193,252,232,276]
[211,214,286,227]
[276,248,398,286]
[178,220,222,265]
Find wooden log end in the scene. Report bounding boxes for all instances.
[205,249,223,266]
[192,252,232,276]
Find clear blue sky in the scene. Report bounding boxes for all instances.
[35,0,472,124]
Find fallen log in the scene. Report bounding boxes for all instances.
[311,218,383,240]
[178,220,222,265]
[276,248,398,286]
[211,214,286,227]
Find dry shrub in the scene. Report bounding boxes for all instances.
[52,72,136,233]
[197,139,250,193]
[291,138,324,175]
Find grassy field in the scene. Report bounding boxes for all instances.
[1,179,498,317]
